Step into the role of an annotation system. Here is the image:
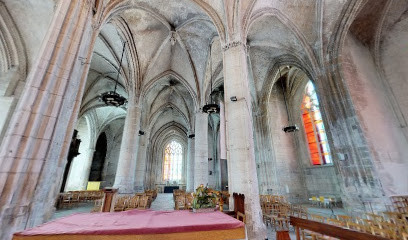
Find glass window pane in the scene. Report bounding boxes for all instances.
[301,81,332,166]
[163,141,183,182]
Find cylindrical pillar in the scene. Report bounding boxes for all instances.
[134,131,149,192]
[65,148,95,191]
[113,103,142,193]
[193,111,208,189]
[223,43,266,239]
[219,101,227,160]
[186,135,195,192]
[0,1,97,238]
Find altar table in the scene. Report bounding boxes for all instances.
[163,185,179,193]
[13,210,246,240]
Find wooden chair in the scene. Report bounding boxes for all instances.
[336,215,352,223]
[366,213,384,222]
[263,202,274,226]
[327,218,344,227]
[91,199,103,212]
[60,193,72,208]
[237,211,246,223]
[185,193,194,209]
[402,232,408,240]
[318,196,325,208]
[370,226,389,238]
[310,214,325,223]
[70,191,80,207]
[362,219,377,228]
[302,215,325,240]
[310,196,318,207]
[175,195,186,210]
[125,196,139,210]
[221,191,230,206]
[301,230,318,240]
[275,204,290,230]
[233,193,245,218]
[138,196,148,209]
[113,196,126,212]
[346,221,363,231]
[383,211,402,223]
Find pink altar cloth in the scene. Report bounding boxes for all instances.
[14,210,245,236]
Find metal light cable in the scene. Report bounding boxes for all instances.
[114,41,127,93]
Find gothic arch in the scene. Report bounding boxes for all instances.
[0,2,27,96]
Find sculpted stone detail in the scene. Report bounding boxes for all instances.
[222,41,245,51]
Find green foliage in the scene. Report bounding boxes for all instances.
[192,184,218,209]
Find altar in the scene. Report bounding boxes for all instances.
[13,209,246,240]
[164,185,179,193]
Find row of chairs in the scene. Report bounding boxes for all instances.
[302,212,408,240]
[260,195,287,204]
[309,196,341,208]
[59,190,104,209]
[391,195,408,214]
[174,193,194,210]
[174,190,230,211]
[262,201,307,230]
[113,195,150,211]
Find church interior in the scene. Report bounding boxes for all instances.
[0,0,408,239]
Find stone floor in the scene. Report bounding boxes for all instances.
[50,194,348,239]
[150,193,174,211]
[51,203,94,221]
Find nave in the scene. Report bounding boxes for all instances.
[1,0,408,239]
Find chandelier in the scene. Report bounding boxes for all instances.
[100,41,127,107]
[202,44,219,114]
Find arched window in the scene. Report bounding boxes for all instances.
[163,141,183,182]
[301,81,332,165]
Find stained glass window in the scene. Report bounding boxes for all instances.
[163,141,183,182]
[301,81,332,165]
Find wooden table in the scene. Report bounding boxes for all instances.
[13,210,246,240]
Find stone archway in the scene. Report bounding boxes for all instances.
[88,132,107,182]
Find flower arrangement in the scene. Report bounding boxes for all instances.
[192,184,218,210]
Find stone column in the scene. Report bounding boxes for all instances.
[65,148,95,191]
[219,101,228,190]
[134,131,149,192]
[223,43,266,239]
[0,1,97,238]
[113,102,142,193]
[193,111,208,189]
[219,101,227,160]
[186,135,195,192]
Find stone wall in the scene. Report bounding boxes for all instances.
[342,34,408,197]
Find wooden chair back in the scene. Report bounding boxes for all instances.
[138,196,148,209]
[233,193,245,216]
[175,195,186,210]
[185,193,194,209]
[310,214,325,223]
[125,196,139,210]
[337,214,352,223]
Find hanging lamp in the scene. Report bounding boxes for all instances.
[279,64,299,133]
[100,41,127,107]
[202,44,220,114]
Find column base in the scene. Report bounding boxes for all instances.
[113,178,135,194]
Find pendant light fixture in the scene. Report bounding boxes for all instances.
[202,43,220,114]
[100,41,128,107]
[279,64,299,133]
